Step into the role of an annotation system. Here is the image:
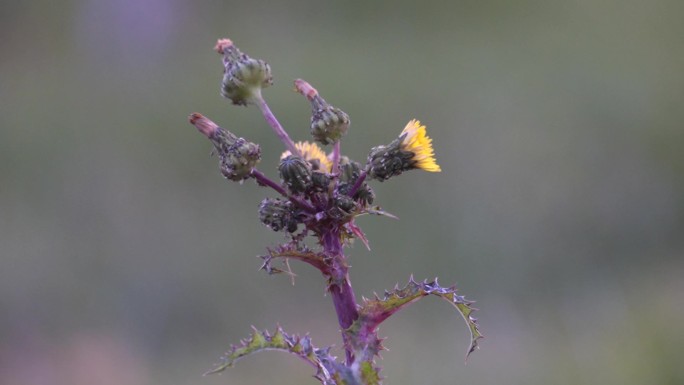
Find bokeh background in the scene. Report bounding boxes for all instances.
[2,1,683,384]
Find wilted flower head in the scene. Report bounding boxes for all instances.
[368,119,441,181]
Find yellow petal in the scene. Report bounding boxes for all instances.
[281,141,332,172]
[400,120,441,172]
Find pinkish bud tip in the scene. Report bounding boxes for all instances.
[189,113,218,137]
[214,38,234,54]
[294,79,318,101]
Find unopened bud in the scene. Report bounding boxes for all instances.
[219,138,261,181]
[329,194,358,221]
[216,38,273,106]
[311,171,332,192]
[278,155,313,194]
[295,79,349,145]
[338,157,363,184]
[189,113,261,181]
[337,157,375,205]
[259,198,298,232]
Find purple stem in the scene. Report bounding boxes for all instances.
[323,229,359,364]
[347,170,368,197]
[251,169,316,213]
[254,94,301,157]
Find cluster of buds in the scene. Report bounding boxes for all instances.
[188,38,480,385]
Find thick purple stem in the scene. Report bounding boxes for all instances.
[323,228,359,364]
[254,94,300,157]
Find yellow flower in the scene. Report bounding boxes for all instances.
[281,141,332,172]
[400,119,441,172]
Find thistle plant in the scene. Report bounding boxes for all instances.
[189,38,482,385]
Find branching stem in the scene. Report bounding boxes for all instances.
[251,169,316,212]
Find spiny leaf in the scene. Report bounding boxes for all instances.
[205,326,339,385]
[358,276,483,360]
[346,220,370,250]
[259,245,329,276]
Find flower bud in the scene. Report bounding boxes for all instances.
[311,170,332,192]
[189,113,261,181]
[329,194,358,221]
[259,198,298,232]
[295,79,349,145]
[215,39,273,106]
[338,157,363,184]
[278,155,313,194]
[336,158,375,206]
[219,137,261,181]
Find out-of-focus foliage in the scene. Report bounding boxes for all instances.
[1,1,683,384]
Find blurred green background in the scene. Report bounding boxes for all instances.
[2,1,683,384]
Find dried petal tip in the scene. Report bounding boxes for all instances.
[367,119,441,181]
[294,79,318,101]
[214,38,233,54]
[188,113,219,138]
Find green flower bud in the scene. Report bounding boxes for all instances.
[259,198,298,232]
[219,137,261,181]
[294,79,349,145]
[310,103,350,145]
[278,155,313,194]
[354,184,375,206]
[336,158,375,206]
[329,194,358,221]
[216,39,273,106]
[311,170,332,192]
[367,138,414,181]
[338,157,363,184]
